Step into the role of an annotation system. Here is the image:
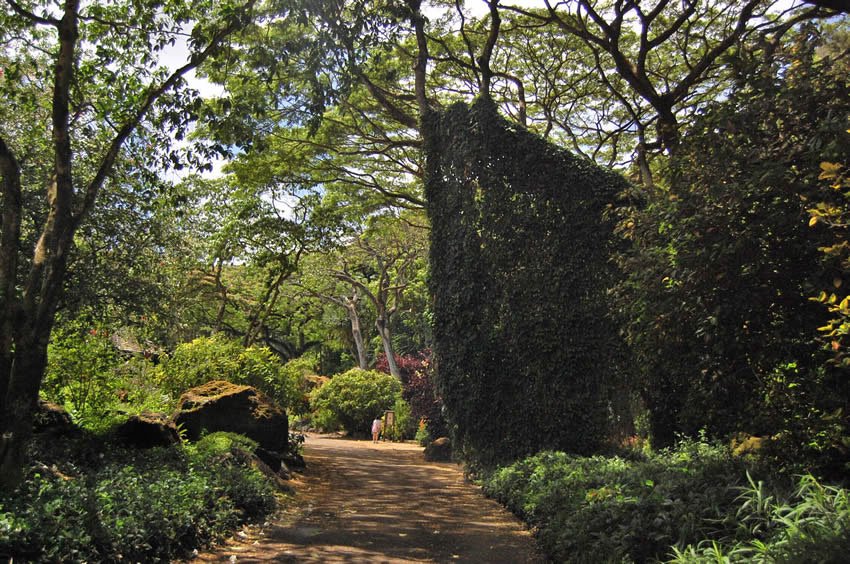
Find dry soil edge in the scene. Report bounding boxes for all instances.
[192,432,544,563]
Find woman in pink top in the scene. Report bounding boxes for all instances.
[371,417,382,443]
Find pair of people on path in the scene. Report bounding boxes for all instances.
[371,417,382,443]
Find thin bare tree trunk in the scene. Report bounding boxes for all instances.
[347,293,369,370]
[376,314,401,380]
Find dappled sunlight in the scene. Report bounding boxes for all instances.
[194,434,541,563]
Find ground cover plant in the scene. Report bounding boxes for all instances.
[670,472,850,563]
[0,431,278,562]
[482,438,850,563]
[482,439,747,563]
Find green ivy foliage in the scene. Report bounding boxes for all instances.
[309,368,402,436]
[423,98,633,467]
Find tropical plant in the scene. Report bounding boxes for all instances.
[309,368,401,436]
[42,316,120,429]
[613,24,850,448]
[157,334,301,411]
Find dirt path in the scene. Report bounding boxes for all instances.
[193,433,544,563]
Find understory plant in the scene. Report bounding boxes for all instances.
[484,436,850,563]
[156,334,301,411]
[0,432,277,562]
[309,368,402,436]
[42,318,121,431]
[481,438,748,563]
[670,473,850,563]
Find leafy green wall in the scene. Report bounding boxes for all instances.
[424,98,632,466]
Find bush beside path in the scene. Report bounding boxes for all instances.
[193,433,543,563]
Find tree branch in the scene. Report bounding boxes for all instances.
[75,0,258,226]
[478,0,502,99]
[4,0,58,26]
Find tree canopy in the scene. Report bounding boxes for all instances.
[1,0,849,488]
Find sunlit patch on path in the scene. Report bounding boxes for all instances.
[192,433,542,563]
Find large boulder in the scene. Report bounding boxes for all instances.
[424,437,452,462]
[173,381,288,452]
[115,412,180,448]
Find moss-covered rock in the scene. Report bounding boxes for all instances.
[173,380,289,451]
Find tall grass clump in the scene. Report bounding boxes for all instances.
[671,473,850,563]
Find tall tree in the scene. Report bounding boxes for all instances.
[0,0,266,489]
[327,212,429,380]
[296,252,375,370]
[504,0,818,158]
[613,24,850,447]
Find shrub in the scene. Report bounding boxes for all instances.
[415,418,432,446]
[157,334,241,396]
[0,436,276,562]
[185,432,277,519]
[481,438,747,563]
[279,356,318,416]
[310,368,402,436]
[382,397,415,442]
[157,335,300,411]
[376,350,448,440]
[43,319,121,430]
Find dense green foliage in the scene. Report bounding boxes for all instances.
[41,330,312,437]
[43,320,121,429]
[672,473,850,563]
[424,98,633,467]
[480,439,843,564]
[0,432,277,562]
[482,439,747,563]
[4,0,850,560]
[309,368,402,435]
[42,321,173,432]
[157,334,302,411]
[614,26,850,461]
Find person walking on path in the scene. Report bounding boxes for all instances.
[371,417,382,443]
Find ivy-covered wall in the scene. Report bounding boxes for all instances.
[423,98,632,467]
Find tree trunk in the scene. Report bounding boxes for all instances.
[0,138,23,419]
[213,260,228,333]
[0,336,49,490]
[657,105,680,155]
[0,0,258,493]
[376,316,401,381]
[348,303,369,370]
